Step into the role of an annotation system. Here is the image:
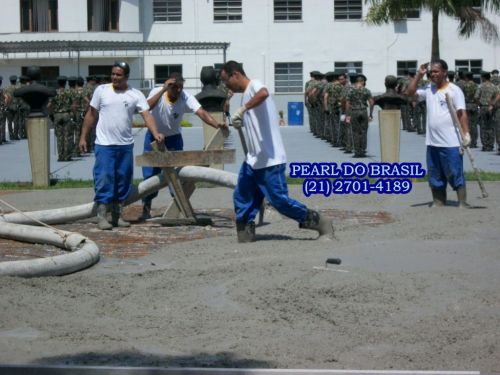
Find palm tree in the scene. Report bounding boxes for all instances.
[365,0,500,60]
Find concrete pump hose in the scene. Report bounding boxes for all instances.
[0,167,237,225]
[0,222,99,277]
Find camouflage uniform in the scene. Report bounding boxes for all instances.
[72,86,89,156]
[347,85,372,157]
[340,84,354,152]
[304,78,315,133]
[18,76,31,139]
[325,81,343,146]
[51,81,75,161]
[307,80,322,137]
[0,81,6,144]
[462,80,479,148]
[397,77,411,131]
[475,81,499,151]
[5,77,20,140]
[85,81,97,152]
[414,79,428,134]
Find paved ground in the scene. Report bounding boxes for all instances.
[1,111,500,183]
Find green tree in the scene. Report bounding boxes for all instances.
[365,0,500,60]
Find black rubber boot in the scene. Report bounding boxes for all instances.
[236,221,256,243]
[111,202,131,228]
[139,202,152,221]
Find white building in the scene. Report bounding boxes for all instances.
[0,0,499,97]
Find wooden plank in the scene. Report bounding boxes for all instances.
[162,167,196,219]
[135,149,235,167]
[162,180,196,219]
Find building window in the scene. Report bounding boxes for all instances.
[274,0,302,21]
[214,0,242,21]
[153,0,182,22]
[404,9,420,19]
[334,0,362,20]
[275,62,303,93]
[88,0,119,31]
[397,61,417,76]
[20,0,58,32]
[455,59,482,74]
[334,61,363,74]
[155,65,182,85]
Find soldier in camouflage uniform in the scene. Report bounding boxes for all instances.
[490,69,499,86]
[322,72,335,142]
[340,75,356,154]
[346,74,374,158]
[85,75,98,152]
[323,72,345,146]
[4,75,20,141]
[397,73,410,131]
[413,74,429,135]
[0,76,6,144]
[71,76,90,157]
[18,75,30,139]
[307,72,324,137]
[461,72,479,148]
[304,71,316,134]
[474,71,500,151]
[49,76,76,161]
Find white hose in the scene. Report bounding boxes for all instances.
[0,166,237,277]
[0,222,99,277]
[0,166,237,225]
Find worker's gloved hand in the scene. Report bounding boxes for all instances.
[462,132,471,147]
[232,118,243,129]
[231,106,247,123]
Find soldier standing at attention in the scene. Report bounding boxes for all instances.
[85,75,98,152]
[475,71,499,152]
[17,75,30,139]
[49,76,76,161]
[341,75,356,154]
[304,71,316,133]
[490,69,499,86]
[462,72,479,148]
[322,72,336,142]
[0,76,6,144]
[72,76,89,157]
[345,74,374,158]
[4,75,19,141]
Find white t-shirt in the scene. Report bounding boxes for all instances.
[417,82,465,147]
[147,88,201,137]
[91,84,149,146]
[241,80,287,169]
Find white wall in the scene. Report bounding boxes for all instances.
[142,0,500,92]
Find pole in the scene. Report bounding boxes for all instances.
[445,93,488,198]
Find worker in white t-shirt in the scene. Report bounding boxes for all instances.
[79,61,165,230]
[406,59,470,208]
[139,72,228,220]
[219,60,333,243]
